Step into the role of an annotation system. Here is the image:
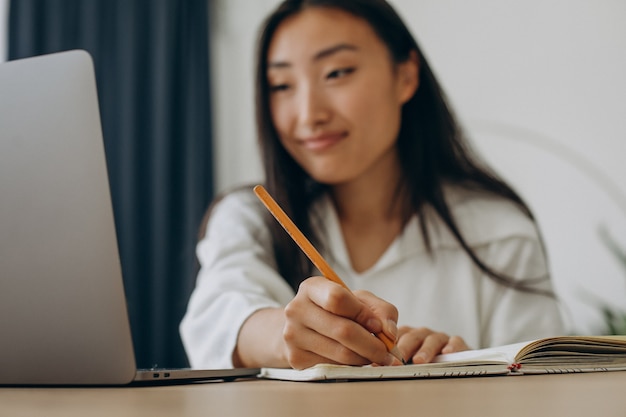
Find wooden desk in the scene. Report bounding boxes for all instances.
[2,372,625,417]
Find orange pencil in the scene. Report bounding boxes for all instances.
[253,184,406,365]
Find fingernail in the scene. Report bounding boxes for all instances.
[366,318,382,332]
[413,352,428,364]
[386,320,398,340]
[383,353,396,366]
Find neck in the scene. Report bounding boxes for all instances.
[330,157,408,226]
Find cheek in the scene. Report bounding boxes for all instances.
[344,84,402,138]
[270,97,292,135]
[270,100,298,156]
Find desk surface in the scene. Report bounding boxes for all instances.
[2,371,625,417]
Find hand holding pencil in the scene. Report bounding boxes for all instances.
[254,185,406,367]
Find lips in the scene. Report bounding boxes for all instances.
[299,131,347,151]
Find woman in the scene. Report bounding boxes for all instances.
[180,0,565,370]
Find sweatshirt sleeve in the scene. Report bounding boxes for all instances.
[445,186,567,348]
[179,190,295,369]
[475,233,567,348]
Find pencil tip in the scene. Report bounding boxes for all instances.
[389,346,406,365]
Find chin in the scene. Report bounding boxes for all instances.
[301,164,344,184]
[309,173,353,186]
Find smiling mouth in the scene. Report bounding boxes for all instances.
[299,132,347,151]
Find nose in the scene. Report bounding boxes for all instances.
[296,84,331,129]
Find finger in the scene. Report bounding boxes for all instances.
[292,278,369,338]
[300,277,363,317]
[396,326,428,361]
[301,278,387,336]
[286,282,394,366]
[300,278,401,353]
[412,332,450,364]
[289,299,394,366]
[287,351,335,370]
[395,327,449,364]
[441,336,470,354]
[283,324,368,369]
[297,277,397,365]
[354,290,399,340]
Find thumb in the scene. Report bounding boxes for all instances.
[353,290,399,342]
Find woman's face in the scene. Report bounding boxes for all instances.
[266,7,418,186]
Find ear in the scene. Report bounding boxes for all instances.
[396,50,419,105]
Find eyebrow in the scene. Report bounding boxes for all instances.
[267,43,359,69]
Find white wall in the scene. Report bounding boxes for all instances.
[209,0,279,192]
[1,0,623,334]
[389,0,626,334]
[0,0,8,62]
[209,0,626,335]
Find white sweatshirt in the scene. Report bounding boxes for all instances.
[180,186,565,369]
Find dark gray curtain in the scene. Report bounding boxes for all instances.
[8,0,214,368]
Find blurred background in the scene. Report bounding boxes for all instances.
[1,0,625,368]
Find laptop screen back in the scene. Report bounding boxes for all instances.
[0,50,137,385]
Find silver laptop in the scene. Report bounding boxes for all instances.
[0,50,258,385]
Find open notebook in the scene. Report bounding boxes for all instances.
[258,335,626,381]
[0,50,258,385]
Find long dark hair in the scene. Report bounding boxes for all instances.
[255,0,551,295]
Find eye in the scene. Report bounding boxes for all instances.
[269,83,291,93]
[326,67,356,80]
